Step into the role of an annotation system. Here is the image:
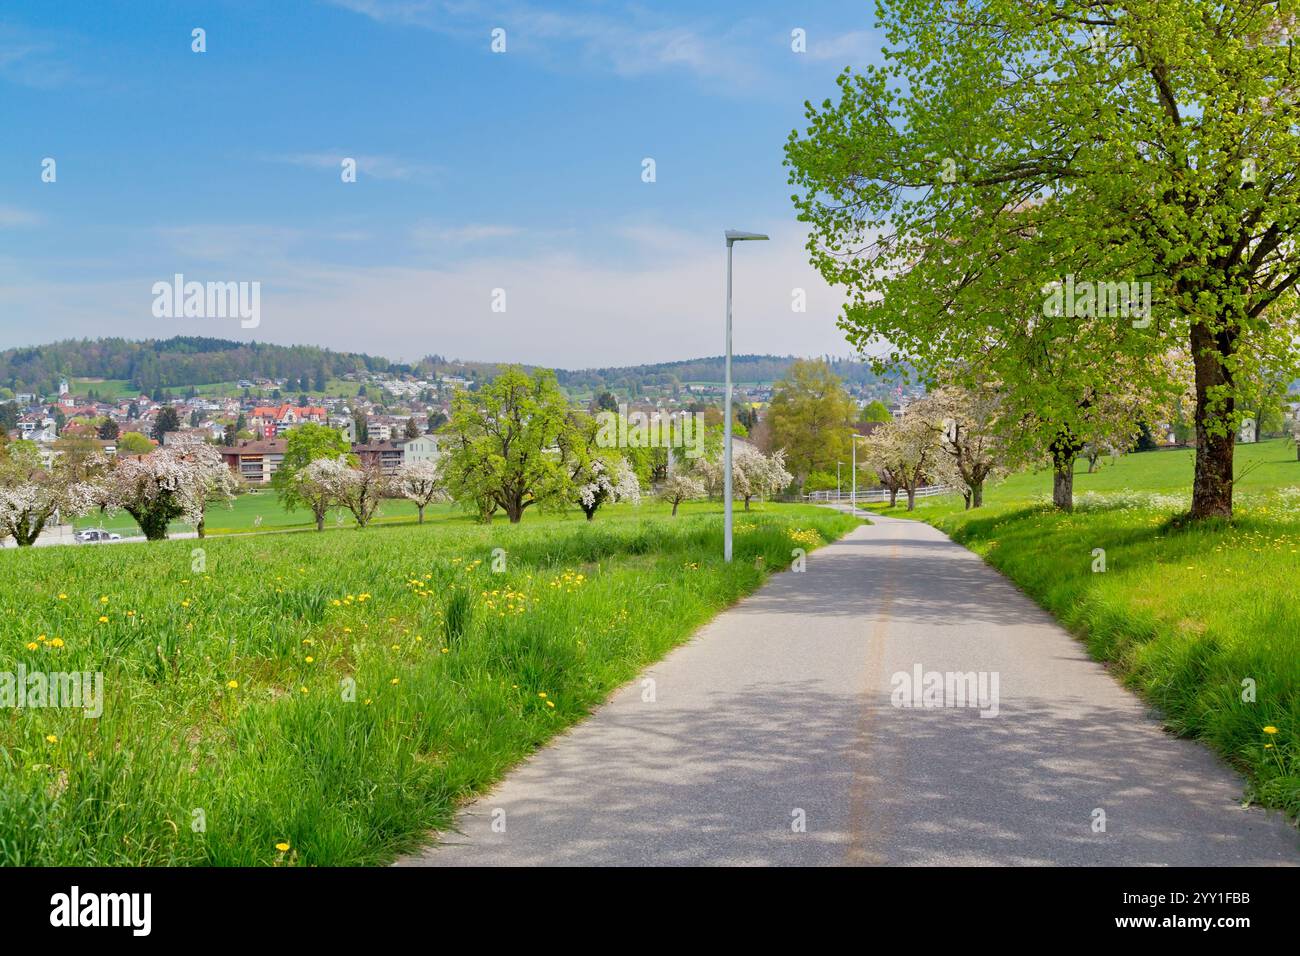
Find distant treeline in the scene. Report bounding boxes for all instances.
[554,355,905,394]
[0,337,903,400]
[0,337,403,396]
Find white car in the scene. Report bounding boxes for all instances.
[75,529,122,544]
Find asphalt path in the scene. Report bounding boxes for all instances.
[399,511,1299,866]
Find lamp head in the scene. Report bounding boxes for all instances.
[725,230,769,245]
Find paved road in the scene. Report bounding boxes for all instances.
[399,511,1299,866]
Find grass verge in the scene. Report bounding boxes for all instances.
[0,501,858,865]
[867,442,1299,819]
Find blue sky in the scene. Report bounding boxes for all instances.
[0,1,885,367]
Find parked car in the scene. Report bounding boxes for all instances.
[75,529,122,544]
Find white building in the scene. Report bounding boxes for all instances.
[402,434,441,464]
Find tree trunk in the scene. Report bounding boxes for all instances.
[1190,321,1235,519]
[197,516,206,539]
[505,499,523,524]
[888,488,898,507]
[1049,429,1082,513]
[128,506,171,541]
[971,480,984,509]
[1052,463,1073,512]
[671,500,680,516]
[417,504,425,524]
[962,489,972,510]
[744,495,752,511]
[906,488,916,511]
[14,513,43,546]
[316,512,325,532]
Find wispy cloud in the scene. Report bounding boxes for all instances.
[0,24,80,89]
[323,1,764,87]
[410,222,523,245]
[266,150,440,182]
[0,206,42,228]
[804,30,876,64]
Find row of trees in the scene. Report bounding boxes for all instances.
[861,386,1007,511]
[0,439,238,544]
[787,0,1300,520]
[0,365,796,545]
[435,367,790,524]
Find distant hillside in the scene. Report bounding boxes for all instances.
[554,355,904,393]
[0,337,901,398]
[0,337,402,396]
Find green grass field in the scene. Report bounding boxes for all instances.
[69,379,139,400]
[868,438,1300,817]
[73,490,451,537]
[0,501,858,865]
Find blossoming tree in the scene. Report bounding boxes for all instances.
[0,440,100,546]
[100,443,237,541]
[395,458,446,524]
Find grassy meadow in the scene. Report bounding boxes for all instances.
[0,501,858,865]
[73,489,451,537]
[868,438,1300,817]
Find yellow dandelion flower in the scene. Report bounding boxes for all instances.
[390,677,400,685]
[97,616,109,624]
[226,680,239,689]
[275,842,290,852]
[1263,726,1279,735]
[45,734,58,744]
[57,593,67,600]
[50,638,64,648]
[305,656,314,663]
[25,642,37,651]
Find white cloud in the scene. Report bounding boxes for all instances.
[324,1,763,88]
[266,151,439,182]
[410,223,523,245]
[0,206,42,228]
[0,223,853,366]
[805,30,876,63]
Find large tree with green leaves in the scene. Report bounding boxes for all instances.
[442,366,575,523]
[273,422,353,513]
[787,0,1300,519]
[765,359,856,484]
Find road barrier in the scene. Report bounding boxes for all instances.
[804,485,953,504]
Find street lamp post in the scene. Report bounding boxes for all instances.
[851,433,867,514]
[837,461,843,501]
[723,229,768,562]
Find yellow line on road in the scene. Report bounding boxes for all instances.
[846,530,897,865]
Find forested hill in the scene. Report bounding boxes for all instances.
[553,355,903,391]
[0,337,397,396]
[0,337,899,396]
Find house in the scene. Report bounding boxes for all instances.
[352,440,406,476]
[402,434,440,464]
[218,439,288,484]
[247,404,328,439]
